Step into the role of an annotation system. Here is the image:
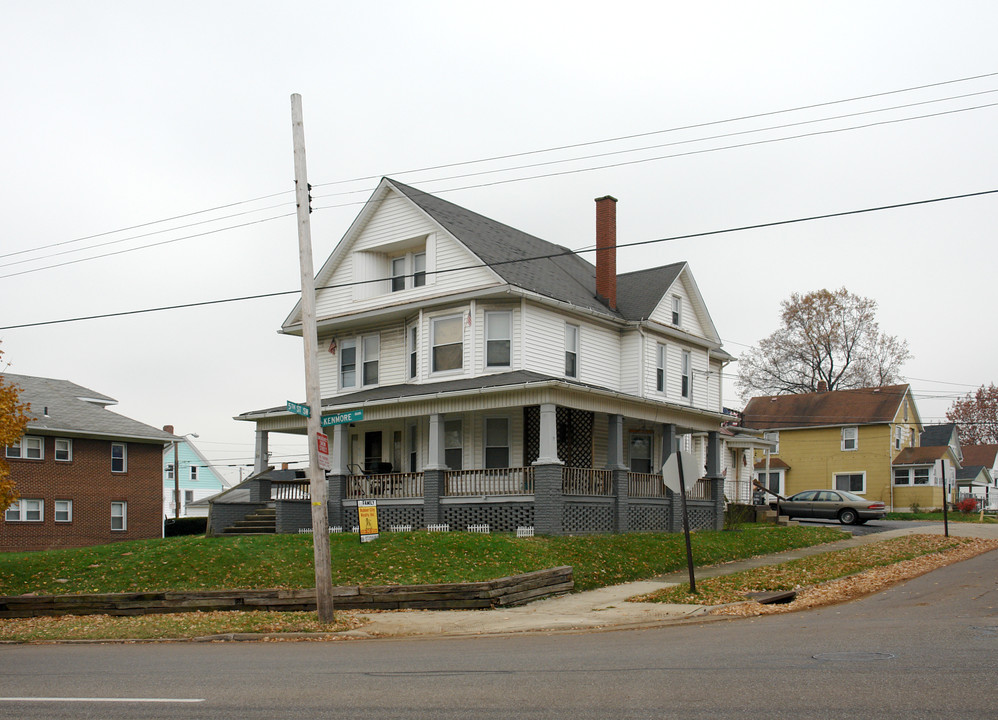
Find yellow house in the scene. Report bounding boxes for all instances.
[742,384,952,511]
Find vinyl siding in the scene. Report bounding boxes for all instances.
[313,192,497,319]
[648,276,705,338]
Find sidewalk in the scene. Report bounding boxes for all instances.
[341,522,998,639]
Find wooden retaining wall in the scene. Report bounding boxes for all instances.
[0,566,573,618]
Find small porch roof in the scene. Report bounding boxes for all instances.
[236,370,727,434]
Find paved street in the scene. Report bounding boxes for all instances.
[1,541,996,719]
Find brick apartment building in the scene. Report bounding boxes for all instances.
[2,374,176,552]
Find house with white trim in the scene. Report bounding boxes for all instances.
[228,179,734,535]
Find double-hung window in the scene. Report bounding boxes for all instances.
[413,252,426,287]
[111,501,127,531]
[444,419,463,470]
[565,324,579,378]
[841,426,858,451]
[54,500,72,522]
[55,438,72,461]
[763,431,780,454]
[894,468,910,485]
[5,499,43,522]
[340,335,380,388]
[111,443,127,473]
[340,339,357,388]
[390,257,407,292]
[484,417,510,469]
[656,344,666,393]
[485,311,511,369]
[681,350,691,401]
[408,325,418,379]
[6,436,43,459]
[362,335,380,386]
[190,465,198,481]
[671,295,681,325]
[431,315,463,373]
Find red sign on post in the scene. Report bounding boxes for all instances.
[316,431,330,471]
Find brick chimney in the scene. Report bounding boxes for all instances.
[817,381,828,393]
[595,195,618,310]
[163,424,175,435]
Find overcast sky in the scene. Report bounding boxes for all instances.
[2,1,996,481]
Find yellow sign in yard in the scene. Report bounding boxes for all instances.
[357,500,379,543]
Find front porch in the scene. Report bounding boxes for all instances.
[232,377,729,535]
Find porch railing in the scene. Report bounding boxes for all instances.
[272,478,310,501]
[347,472,424,500]
[628,472,665,498]
[445,467,534,496]
[627,472,712,500]
[562,467,612,496]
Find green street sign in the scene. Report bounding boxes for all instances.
[286,401,310,418]
[320,409,363,427]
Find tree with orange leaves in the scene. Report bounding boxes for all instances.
[0,347,31,512]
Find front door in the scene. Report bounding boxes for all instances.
[365,431,383,473]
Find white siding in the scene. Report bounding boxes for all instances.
[313,192,498,319]
[317,322,406,397]
[619,330,641,395]
[648,275,706,339]
[521,304,621,391]
[473,302,521,375]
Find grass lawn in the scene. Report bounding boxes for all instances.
[635,534,990,606]
[0,525,847,597]
[0,525,849,641]
[885,512,997,523]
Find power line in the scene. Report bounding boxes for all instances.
[313,101,998,210]
[0,212,297,280]
[310,70,998,189]
[2,186,996,330]
[0,189,293,261]
[311,88,998,201]
[7,70,997,265]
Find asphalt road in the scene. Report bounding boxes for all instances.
[2,545,995,720]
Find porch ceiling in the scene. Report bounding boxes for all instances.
[237,370,726,435]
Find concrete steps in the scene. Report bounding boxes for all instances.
[222,507,276,535]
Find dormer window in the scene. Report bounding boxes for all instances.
[390,257,406,292]
[388,251,427,292]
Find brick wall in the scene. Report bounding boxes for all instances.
[1,436,165,552]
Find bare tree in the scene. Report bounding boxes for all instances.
[946,383,998,446]
[0,347,32,513]
[736,288,911,398]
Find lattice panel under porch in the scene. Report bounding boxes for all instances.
[442,504,534,533]
[685,502,714,531]
[628,504,670,532]
[562,502,614,534]
[342,505,424,531]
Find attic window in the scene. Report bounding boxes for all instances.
[671,296,681,325]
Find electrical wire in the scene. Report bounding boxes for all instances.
[2,186,996,330]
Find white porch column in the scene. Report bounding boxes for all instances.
[534,403,563,465]
[254,429,270,474]
[331,423,350,476]
[425,413,447,470]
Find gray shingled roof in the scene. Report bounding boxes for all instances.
[5,374,176,444]
[615,263,685,320]
[920,423,957,448]
[390,179,685,322]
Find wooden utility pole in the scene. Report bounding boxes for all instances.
[291,93,335,622]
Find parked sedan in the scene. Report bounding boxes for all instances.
[771,489,887,525]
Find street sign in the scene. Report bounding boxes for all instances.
[316,431,330,471]
[286,400,311,417]
[320,409,364,427]
[662,450,702,494]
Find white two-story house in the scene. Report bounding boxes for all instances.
[234,178,733,535]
